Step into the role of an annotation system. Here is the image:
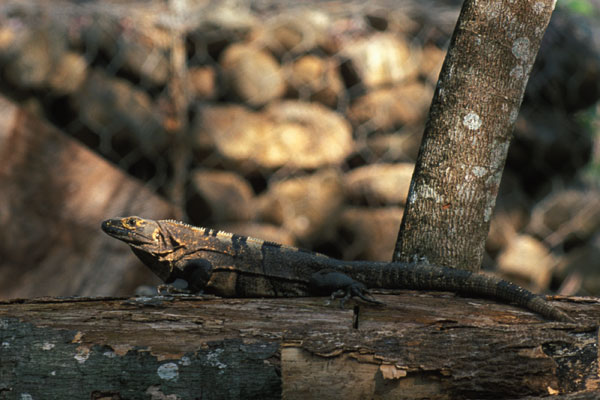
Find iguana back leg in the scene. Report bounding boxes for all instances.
[309,270,382,307]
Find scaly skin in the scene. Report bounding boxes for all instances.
[101,216,573,322]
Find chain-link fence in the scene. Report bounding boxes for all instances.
[0,0,599,298]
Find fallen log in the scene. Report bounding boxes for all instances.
[0,292,598,399]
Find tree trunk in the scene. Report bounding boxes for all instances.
[1,294,597,399]
[394,1,555,271]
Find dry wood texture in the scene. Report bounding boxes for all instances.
[1,293,598,399]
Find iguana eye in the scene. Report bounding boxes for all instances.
[125,217,138,228]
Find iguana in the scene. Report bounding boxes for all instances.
[101,216,573,322]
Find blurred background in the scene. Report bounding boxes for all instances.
[0,0,598,299]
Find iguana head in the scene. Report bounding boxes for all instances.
[102,216,184,282]
[102,216,163,250]
[101,216,213,289]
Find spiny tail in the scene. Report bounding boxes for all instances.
[364,263,574,322]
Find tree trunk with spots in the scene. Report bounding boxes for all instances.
[394,1,555,271]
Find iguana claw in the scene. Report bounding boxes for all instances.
[310,270,382,307]
[157,278,200,296]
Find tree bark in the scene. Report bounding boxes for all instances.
[394,1,555,271]
[1,294,598,399]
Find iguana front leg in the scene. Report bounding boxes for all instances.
[309,270,382,307]
[157,258,214,295]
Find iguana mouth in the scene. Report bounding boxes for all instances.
[101,219,155,245]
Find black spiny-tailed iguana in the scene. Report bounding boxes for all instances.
[101,216,573,322]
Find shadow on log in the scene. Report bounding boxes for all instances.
[1,292,599,399]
